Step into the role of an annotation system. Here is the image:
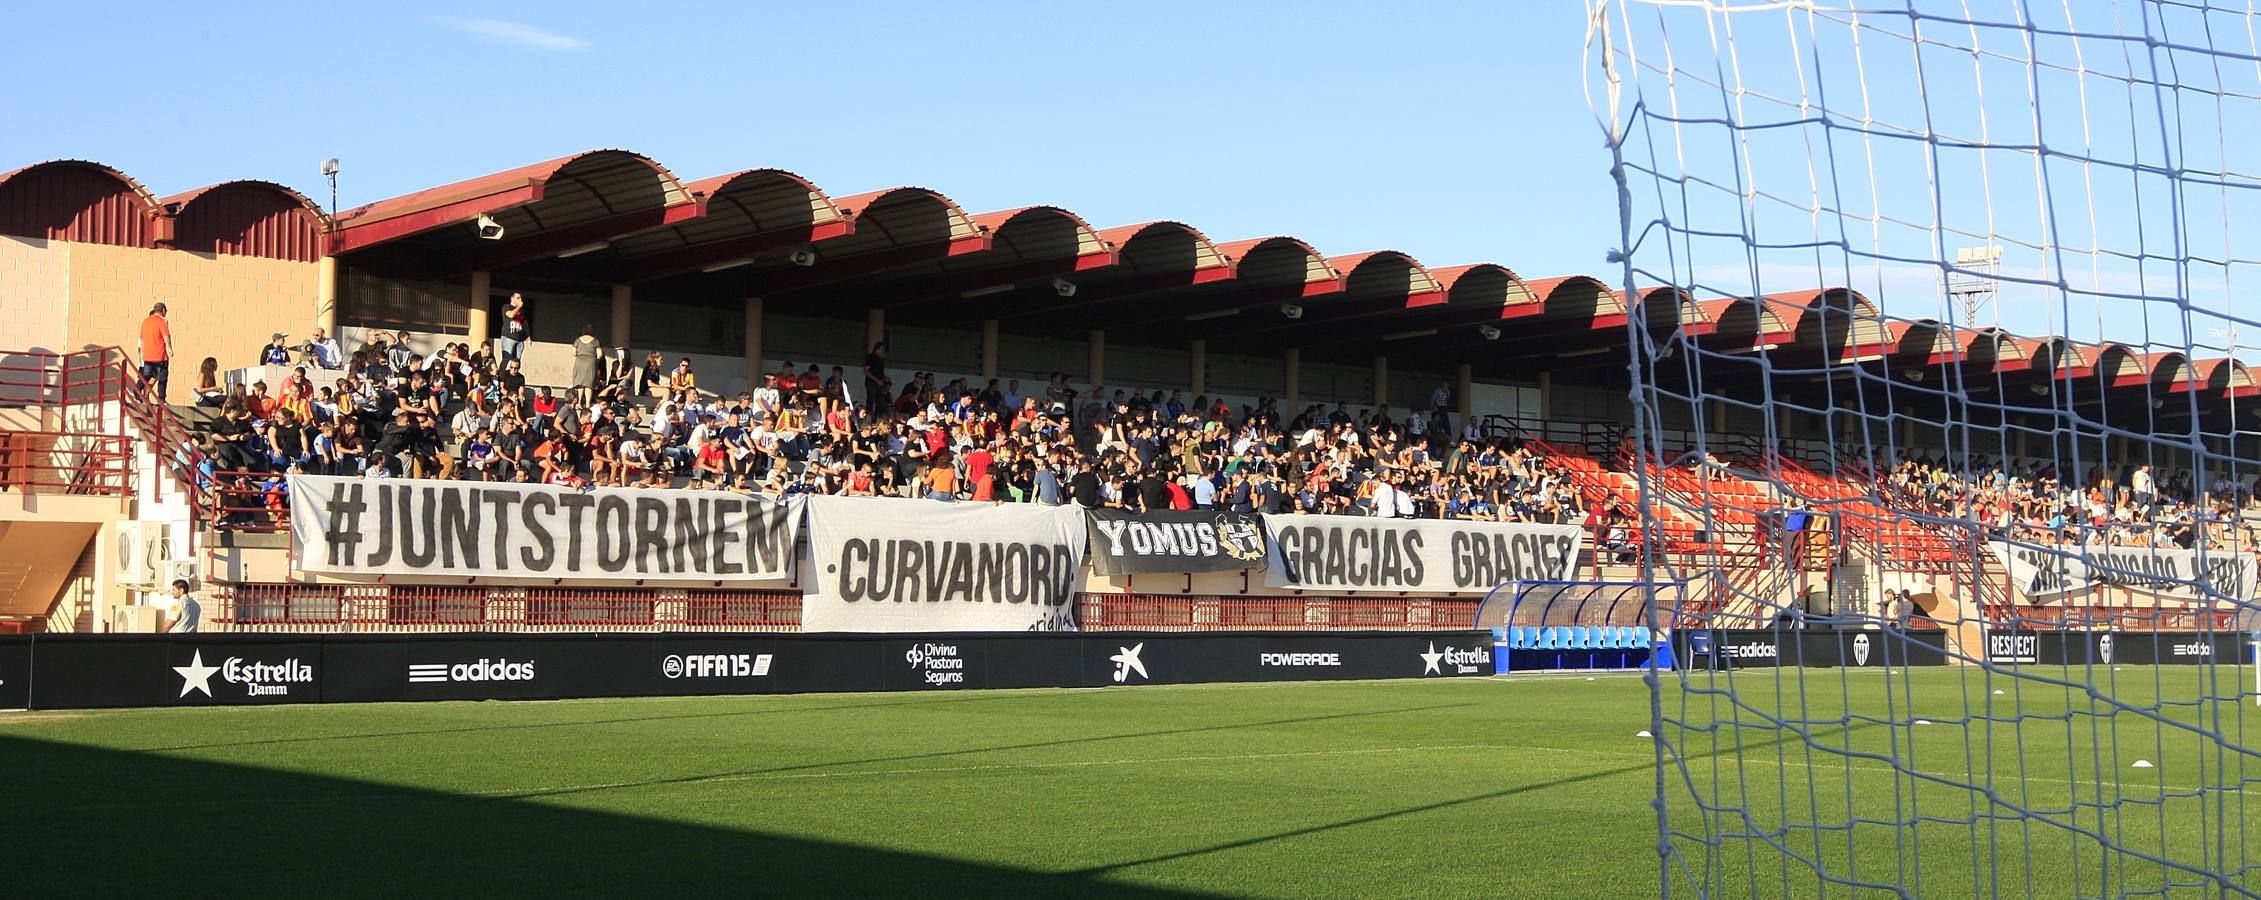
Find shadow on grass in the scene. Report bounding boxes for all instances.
[0,734,1218,898]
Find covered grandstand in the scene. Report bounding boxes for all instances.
[0,149,2254,641]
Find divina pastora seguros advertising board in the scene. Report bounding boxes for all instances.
[0,631,1496,709]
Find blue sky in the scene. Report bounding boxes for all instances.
[0,2,1622,282]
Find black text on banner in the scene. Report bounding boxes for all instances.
[802,495,1088,632]
[1261,514,1584,593]
[1085,508,1268,575]
[287,475,801,582]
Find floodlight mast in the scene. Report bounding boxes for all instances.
[1944,245,2002,327]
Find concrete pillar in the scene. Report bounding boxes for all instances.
[1283,348,1301,413]
[1371,356,1389,407]
[466,271,492,350]
[866,308,886,352]
[980,319,999,381]
[1899,408,1916,452]
[609,284,632,351]
[315,256,339,337]
[1456,364,1474,422]
[1537,371,1553,421]
[743,296,764,391]
[1087,329,1106,388]
[2015,428,2030,462]
[1189,338,1208,396]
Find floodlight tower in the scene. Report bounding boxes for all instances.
[1945,245,2002,327]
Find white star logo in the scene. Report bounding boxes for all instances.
[174,650,220,698]
[1110,643,1147,683]
[1419,643,1445,675]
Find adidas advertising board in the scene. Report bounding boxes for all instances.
[1677,630,1952,669]
[13,632,1498,708]
[1085,508,1268,575]
[801,496,1089,632]
[1261,514,1584,594]
[287,475,801,583]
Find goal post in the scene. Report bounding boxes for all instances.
[1589,0,2261,894]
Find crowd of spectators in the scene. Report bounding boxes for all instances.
[1877,452,2261,552]
[192,300,1597,532]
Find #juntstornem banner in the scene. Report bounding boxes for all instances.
[1987,540,2257,604]
[801,495,1088,632]
[1261,513,1585,593]
[287,475,801,582]
[1085,508,1268,575]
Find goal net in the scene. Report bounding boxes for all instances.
[1588,1,2261,894]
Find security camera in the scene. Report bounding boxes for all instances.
[1279,303,1304,320]
[1477,324,1501,341]
[1901,369,1926,382]
[790,248,819,267]
[474,214,505,241]
[1052,277,1077,298]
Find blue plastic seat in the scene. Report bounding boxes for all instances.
[1518,626,1538,649]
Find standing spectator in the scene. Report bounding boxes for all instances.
[864,342,892,411]
[571,326,602,390]
[137,302,173,400]
[497,293,529,361]
[164,578,201,633]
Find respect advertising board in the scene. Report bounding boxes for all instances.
[287,475,800,583]
[801,495,1088,632]
[1085,508,1268,575]
[1982,629,2250,667]
[1261,514,1584,593]
[1988,540,2258,604]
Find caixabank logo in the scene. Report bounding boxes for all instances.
[173,649,314,701]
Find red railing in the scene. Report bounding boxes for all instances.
[0,430,134,496]
[209,583,803,632]
[1076,593,1481,632]
[1981,604,2239,632]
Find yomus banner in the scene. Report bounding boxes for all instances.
[1085,508,1268,575]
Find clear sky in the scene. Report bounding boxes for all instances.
[0,2,1623,283]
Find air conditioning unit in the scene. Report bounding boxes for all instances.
[157,559,199,591]
[114,522,167,587]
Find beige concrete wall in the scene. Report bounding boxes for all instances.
[66,243,320,378]
[0,236,73,353]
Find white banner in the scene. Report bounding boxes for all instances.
[802,495,1087,632]
[288,475,800,582]
[1262,514,1585,593]
[1989,540,2257,603]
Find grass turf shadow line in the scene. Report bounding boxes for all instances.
[0,733,1221,898]
[494,701,1479,802]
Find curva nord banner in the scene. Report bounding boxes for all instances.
[801,495,1087,632]
[1988,540,2257,604]
[1260,514,1584,594]
[1085,508,1268,575]
[288,475,801,583]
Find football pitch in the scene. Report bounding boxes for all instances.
[4,668,2254,897]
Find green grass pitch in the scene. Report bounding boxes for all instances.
[4,668,2254,897]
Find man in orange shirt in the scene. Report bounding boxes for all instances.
[137,302,173,400]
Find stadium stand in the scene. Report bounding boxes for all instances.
[0,150,2254,640]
